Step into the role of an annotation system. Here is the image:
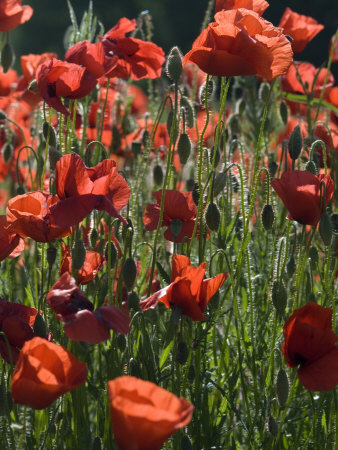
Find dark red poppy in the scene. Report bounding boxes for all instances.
[271,171,334,226]
[6,192,73,242]
[101,17,165,80]
[279,8,324,54]
[11,337,88,409]
[36,58,97,116]
[0,0,33,32]
[140,254,228,321]
[0,215,23,261]
[215,0,269,15]
[143,190,197,243]
[183,9,293,80]
[0,299,37,363]
[108,376,194,450]
[282,302,338,391]
[50,153,130,228]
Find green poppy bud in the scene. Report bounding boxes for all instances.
[46,244,57,267]
[305,160,317,174]
[199,78,214,105]
[166,46,183,82]
[180,96,194,129]
[276,368,289,407]
[104,242,118,267]
[116,334,126,352]
[128,291,139,310]
[177,132,191,165]
[2,142,12,163]
[188,364,195,382]
[279,101,288,125]
[205,202,221,231]
[192,182,200,206]
[331,213,338,234]
[308,246,318,270]
[213,172,227,197]
[271,280,287,315]
[286,256,296,278]
[122,258,137,291]
[42,122,57,147]
[153,164,163,185]
[33,314,47,338]
[72,240,86,270]
[176,341,189,365]
[49,146,62,171]
[288,125,302,161]
[261,204,275,230]
[1,42,14,73]
[170,219,182,239]
[259,82,270,103]
[268,416,278,437]
[319,212,332,246]
[131,140,142,157]
[181,435,193,450]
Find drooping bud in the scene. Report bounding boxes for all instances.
[180,96,194,129]
[166,46,183,82]
[236,98,246,116]
[33,314,47,338]
[122,257,137,291]
[176,341,189,365]
[46,244,57,268]
[72,240,86,270]
[259,82,270,103]
[90,228,99,248]
[261,204,275,230]
[43,122,57,147]
[16,185,25,195]
[170,219,182,239]
[1,42,15,73]
[276,368,289,407]
[2,142,12,163]
[279,101,288,125]
[229,114,240,136]
[199,78,214,105]
[271,280,287,315]
[177,132,191,165]
[305,159,317,174]
[319,212,332,246]
[0,110,7,120]
[104,242,118,267]
[268,161,278,179]
[188,364,195,382]
[205,202,221,231]
[288,125,302,160]
[181,435,193,450]
[153,164,163,185]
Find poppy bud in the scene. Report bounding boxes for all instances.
[49,146,62,171]
[141,129,149,148]
[181,435,193,450]
[72,240,86,271]
[176,341,189,365]
[213,172,227,197]
[186,178,194,191]
[305,160,317,174]
[180,96,194,129]
[199,78,214,105]
[261,204,274,230]
[271,280,287,315]
[279,101,288,125]
[2,142,12,163]
[276,368,289,407]
[177,132,191,165]
[268,416,278,437]
[42,122,57,147]
[319,212,332,246]
[286,256,296,278]
[170,219,182,239]
[129,358,141,377]
[209,146,220,167]
[104,242,118,267]
[90,228,99,248]
[33,314,47,338]
[0,110,7,120]
[1,42,15,73]
[166,46,183,82]
[308,246,318,270]
[288,125,302,161]
[128,291,139,310]
[331,213,338,234]
[116,334,126,352]
[16,185,25,195]
[47,244,57,267]
[153,164,163,185]
[28,79,39,94]
[268,161,278,179]
[188,364,195,382]
[122,258,137,291]
[259,82,270,103]
[205,202,221,231]
[192,182,200,206]
[131,141,142,157]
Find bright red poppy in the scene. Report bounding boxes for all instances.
[100,17,165,80]
[271,171,334,226]
[50,153,130,228]
[279,8,324,54]
[143,190,197,243]
[36,58,97,116]
[215,0,269,15]
[108,376,194,450]
[0,215,23,261]
[183,8,293,80]
[140,254,228,321]
[0,0,33,32]
[11,337,88,409]
[6,192,73,242]
[282,302,338,391]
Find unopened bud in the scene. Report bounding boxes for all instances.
[192,182,200,206]
[288,125,302,160]
[176,341,189,365]
[46,244,57,267]
[166,46,183,82]
[16,185,25,195]
[28,79,39,94]
[128,291,139,310]
[33,313,47,338]
[104,242,117,267]
[153,164,163,185]
[213,172,227,197]
[180,96,194,129]
[49,146,62,170]
[90,228,99,247]
[122,257,137,291]
[271,280,287,315]
[259,82,270,103]
[229,114,240,136]
[188,364,195,382]
[1,42,14,73]
[308,246,318,270]
[268,161,278,179]
[181,435,193,450]
[305,160,317,174]
[177,132,191,165]
[43,122,57,147]
[0,110,7,120]
[72,240,86,270]
[331,213,338,234]
[276,368,289,407]
[2,142,12,163]
[319,212,332,246]
[261,204,274,230]
[236,98,246,115]
[131,140,142,156]
[205,202,221,231]
[209,146,220,167]
[199,78,214,105]
[268,416,278,437]
[279,101,288,125]
[286,256,296,277]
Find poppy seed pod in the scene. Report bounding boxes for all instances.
[42,122,57,147]
[71,240,86,271]
[288,125,302,160]
[177,132,191,165]
[122,258,137,291]
[276,368,289,407]
[319,212,332,246]
[166,46,183,82]
[1,42,14,73]
[205,202,221,231]
[261,204,275,230]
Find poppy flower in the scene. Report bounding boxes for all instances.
[108,376,194,450]
[215,0,269,16]
[0,299,37,363]
[0,215,23,261]
[11,337,88,409]
[50,153,130,228]
[329,35,338,63]
[143,190,197,243]
[0,0,33,32]
[46,273,130,344]
[282,302,338,391]
[183,9,293,80]
[6,192,73,242]
[140,254,228,321]
[101,17,165,80]
[0,66,18,96]
[36,58,97,116]
[271,171,334,226]
[279,8,324,54]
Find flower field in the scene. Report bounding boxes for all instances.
[0,0,337,449]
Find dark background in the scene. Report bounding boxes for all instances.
[10,0,338,79]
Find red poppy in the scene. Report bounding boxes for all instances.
[140,254,227,321]
[101,17,165,80]
[183,9,293,80]
[313,121,338,167]
[271,171,334,226]
[143,190,197,243]
[36,58,97,116]
[282,302,338,391]
[0,66,17,96]
[0,215,23,261]
[0,299,37,363]
[50,153,130,228]
[108,376,194,450]
[11,337,88,409]
[0,0,33,32]
[215,0,269,15]
[330,35,338,63]
[60,242,104,284]
[279,8,324,54]
[6,192,73,242]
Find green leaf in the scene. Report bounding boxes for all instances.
[159,340,173,368]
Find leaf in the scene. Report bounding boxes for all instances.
[159,340,173,369]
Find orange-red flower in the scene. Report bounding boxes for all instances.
[215,0,268,15]
[140,254,228,321]
[271,171,334,226]
[101,17,165,80]
[36,58,97,116]
[6,192,73,242]
[60,242,104,284]
[0,215,23,261]
[0,0,33,32]
[50,153,130,228]
[279,8,324,54]
[143,190,197,243]
[183,9,293,80]
[282,302,338,391]
[329,35,338,63]
[11,337,88,409]
[108,376,194,450]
